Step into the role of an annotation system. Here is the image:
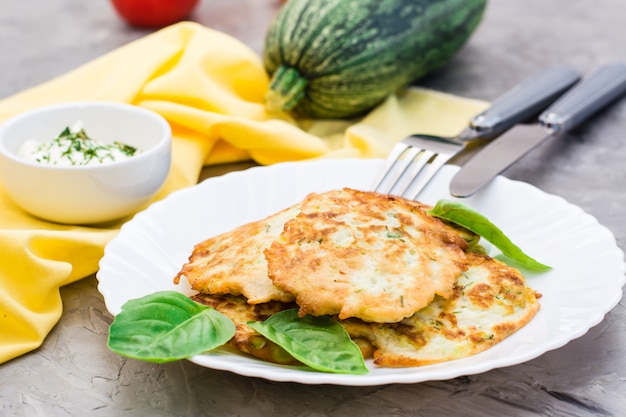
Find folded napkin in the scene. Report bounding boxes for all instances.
[0,21,487,363]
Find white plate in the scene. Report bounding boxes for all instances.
[97,159,625,386]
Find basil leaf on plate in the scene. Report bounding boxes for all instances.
[429,199,552,271]
[248,309,368,374]
[108,291,235,363]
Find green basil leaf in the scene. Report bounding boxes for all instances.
[429,199,552,271]
[248,309,368,374]
[108,291,235,363]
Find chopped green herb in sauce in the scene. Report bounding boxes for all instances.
[19,122,140,166]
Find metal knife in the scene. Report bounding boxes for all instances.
[449,63,626,198]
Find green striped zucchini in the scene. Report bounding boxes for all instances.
[263,0,487,119]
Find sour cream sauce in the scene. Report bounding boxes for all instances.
[19,122,140,166]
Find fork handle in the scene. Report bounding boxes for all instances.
[469,66,581,139]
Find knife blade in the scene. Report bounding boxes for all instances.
[449,63,626,198]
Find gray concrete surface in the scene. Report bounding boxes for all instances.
[1,0,625,416]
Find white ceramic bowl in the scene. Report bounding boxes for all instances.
[0,101,172,224]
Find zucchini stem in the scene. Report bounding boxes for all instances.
[265,65,308,113]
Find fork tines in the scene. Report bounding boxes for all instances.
[373,138,460,200]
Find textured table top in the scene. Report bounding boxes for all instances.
[1,1,625,416]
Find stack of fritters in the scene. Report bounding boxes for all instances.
[174,188,540,368]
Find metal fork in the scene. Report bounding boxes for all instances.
[372,66,581,199]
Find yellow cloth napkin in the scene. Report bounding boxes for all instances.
[0,21,487,363]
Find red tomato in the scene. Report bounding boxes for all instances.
[111,0,200,28]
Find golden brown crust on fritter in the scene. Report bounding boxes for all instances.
[174,204,300,304]
[191,293,300,365]
[265,188,469,323]
[339,252,540,367]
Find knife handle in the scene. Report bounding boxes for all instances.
[469,66,581,138]
[539,63,626,132]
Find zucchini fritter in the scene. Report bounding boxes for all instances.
[191,293,299,365]
[174,204,300,304]
[340,252,541,366]
[265,188,469,323]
